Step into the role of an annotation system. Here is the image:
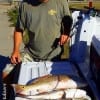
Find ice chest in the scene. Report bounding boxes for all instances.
[18,61,80,85]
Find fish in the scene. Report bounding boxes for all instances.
[17,90,64,99]
[11,74,87,95]
[17,89,90,100]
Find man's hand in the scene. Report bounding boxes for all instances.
[11,51,21,64]
[11,29,23,64]
[59,34,70,45]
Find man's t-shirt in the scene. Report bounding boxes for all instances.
[16,0,71,60]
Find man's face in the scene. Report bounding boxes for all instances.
[39,0,49,3]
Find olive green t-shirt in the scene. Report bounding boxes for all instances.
[16,0,71,60]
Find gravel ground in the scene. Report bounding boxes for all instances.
[0,5,14,57]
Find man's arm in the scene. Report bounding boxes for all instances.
[59,16,73,45]
[11,28,23,64]
[59,15,73,59]
[59,0,73,45]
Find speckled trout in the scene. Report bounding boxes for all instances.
[12,75,87,95]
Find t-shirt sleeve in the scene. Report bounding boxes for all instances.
[61,0,71,16]
[15,2,26,32]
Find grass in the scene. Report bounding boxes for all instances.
[7,6,19,27]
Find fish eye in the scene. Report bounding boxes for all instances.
[22,86,24,88]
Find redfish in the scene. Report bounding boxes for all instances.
[17,89,89,100]
[12,75,86,95]
[17,90,64,99]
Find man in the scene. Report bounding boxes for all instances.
[11,0,72,64]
